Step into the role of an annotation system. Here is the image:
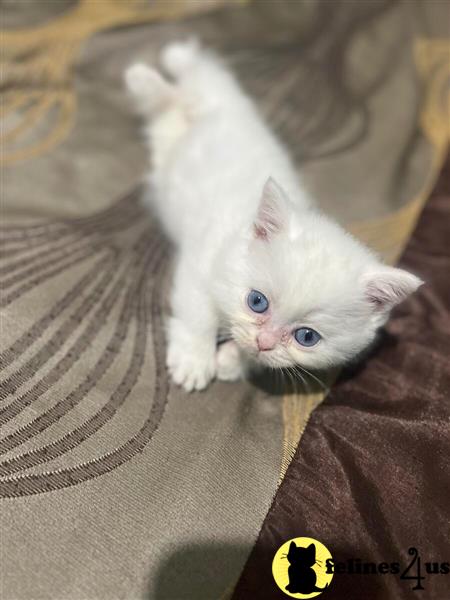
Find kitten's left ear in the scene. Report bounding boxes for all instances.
[362,266,423,312]
[254,177,290,240]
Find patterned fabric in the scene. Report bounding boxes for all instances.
[0,194,169,495]
[1,0,243,165]
[1,1,449,598]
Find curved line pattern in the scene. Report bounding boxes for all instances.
[0,202,141,256]
[0,248,162,476]
[0,252,168,498]
[0,190,170,497]
[0,248,121,413]
[1,0,230,166]
[0,240,157,447]
[0,252,113,371]
[0,244,114,308]
[2,239,112,291]
[0,188,139,236]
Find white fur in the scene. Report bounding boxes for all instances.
[125,41,423,391]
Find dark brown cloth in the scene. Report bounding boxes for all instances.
[233,157,450,600]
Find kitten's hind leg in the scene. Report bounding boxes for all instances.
[159,38,240,117]
[125,62,188,169]
[125,63,175,116]
[160,38,200,79]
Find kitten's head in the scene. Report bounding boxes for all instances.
[214,178,422,371]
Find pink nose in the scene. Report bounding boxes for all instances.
[257,331,279,352]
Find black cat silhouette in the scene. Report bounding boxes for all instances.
[285,541,328,594]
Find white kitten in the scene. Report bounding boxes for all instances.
[125,40,422,392]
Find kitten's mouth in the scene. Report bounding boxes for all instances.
[250,345,278,366]
[256,347,293,369]
[257,351,278,367]
[235,341,287,369]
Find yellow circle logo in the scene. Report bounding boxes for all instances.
[272,537,333,598]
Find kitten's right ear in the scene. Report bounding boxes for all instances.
[362,266,423,312]
[254,177,290,240]
[289,541,297,551]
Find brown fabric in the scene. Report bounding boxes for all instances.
[233,156,450,600]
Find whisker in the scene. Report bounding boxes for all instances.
[294,366,311,394]
[284,367,298,394]
[287,365,305,393]
[303,367,328,391]
[290,367,302,394]
[294,364,328,392]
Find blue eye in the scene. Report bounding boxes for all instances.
[294,327,321,347]
[247,290,269,313]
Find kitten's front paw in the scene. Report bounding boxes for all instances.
[216,341,245,382]
[167,337,216,392]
